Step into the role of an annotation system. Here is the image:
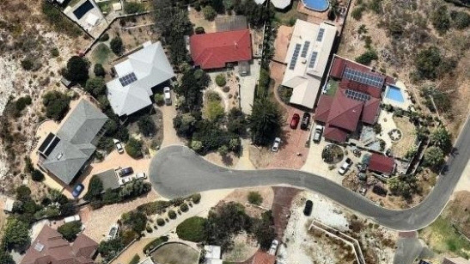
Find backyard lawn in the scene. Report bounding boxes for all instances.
[151,243,199,264]
[92,43,113,65]
[391,116,417,158]
[274,1,307,26]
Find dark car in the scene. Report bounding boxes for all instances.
[303,200,313,216]
[300,112,311,130]
[119,167,134,177]
[72,184,84,198]
[290,113,300,129]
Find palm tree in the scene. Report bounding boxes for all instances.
[328,0,340,21]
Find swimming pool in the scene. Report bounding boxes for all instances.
[385,85,405,103]
[302,0,330,12]
[73,0,94,20]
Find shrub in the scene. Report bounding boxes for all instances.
[222,86,230,93]
[138,201,171,215]
[205,100,224,121]
[191,193,201,204]
[41,1,82,37]
[110,36,124,55]
[129,254,140,264]
[125,138,143,159]
[203,6,217,21]
[248,191,263,205]
[195,27,205,34]
[176,216,207,242]
[154,93,164,105]
[58,221,82,242]
[84,176,104,202]
[355,50,378,65]
[145,226,153,233]
[451,10,470,29]
[168,210,177,219]
[85,77,106,97]
[99,33,110,41]
[137,116,157,137]
[50,48,60,57]
[351,6,365,20]
[156,218,165,226]
[143,236,168,253]
[42,91,70,121]
[21,58,34,71]
[31,170,44,182]
[94,63,106,77]
[15,96,32,112]
[4,218,30,249]
[180,203,189,212]
[215,74,226,87]
[121,211,148,234]
[431,5,451,34]
[64,56,89,83]
[125,2,145,14]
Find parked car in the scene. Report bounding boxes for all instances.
[72,184,84,198]
[64,214,80,223]
[119,177,132,185]
[113,139,124,154]
[268,239,279,255]
[303,200,313,216]
[271,137,281,152]
[107,224,119,240]
[136,172,147,179]
[290,113,300,129]
[300,112,311,130]
[118,167,133,177]
[359,187,367,196]
[163,87,172,105]
[312,125,323,143]
[338,158,353,175]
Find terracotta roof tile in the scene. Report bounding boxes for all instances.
[326,91,363,132]
[369,153,395,175]
[362,97,381,124]
[190,29,252,69]
[314,94,334,123]
[324,125,349,143]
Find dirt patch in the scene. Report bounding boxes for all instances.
[223,187,274,218]
[271,187,301,239]
[223,233,259,262]
[204,151,240,168]
[128,107,164,154]
[151,243,199,264]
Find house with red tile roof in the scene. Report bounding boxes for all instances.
[314,55,392,143]
[189,29,252,70]
[21,225,98,264]
[368,153,395,175]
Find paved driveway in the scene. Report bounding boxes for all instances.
[149,111,470,231]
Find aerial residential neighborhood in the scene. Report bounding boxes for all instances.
[0,0,470,264]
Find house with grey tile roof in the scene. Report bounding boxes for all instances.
[37,99,108,185]
[106,41,175,117]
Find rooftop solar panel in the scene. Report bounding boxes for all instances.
[317,28,325,42]
[119,72,137,87]
[44,136,61,157]
[343,68,385,88]
[289,44,302,70]
[308,52,318,68]
[301,41,310,58]
[38,133,55,153]
[345,89,370,102]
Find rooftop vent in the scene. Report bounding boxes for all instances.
[56,153,63,160]
[34,242,44,252]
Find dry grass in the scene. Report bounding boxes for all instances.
[391,116,417,158]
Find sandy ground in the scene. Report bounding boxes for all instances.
[273,25,293,62]
[278,191,395,264]
[223,187,274,218]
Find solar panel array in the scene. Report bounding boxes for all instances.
[289,44,302,70]
[343,68,384,88]
[301,41,310,58]
[308,51,318,68]
[345,89,370,102]
[119,72,137,87]
[316,28,325,42]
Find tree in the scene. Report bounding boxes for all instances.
[137,116,157,137]
[227,108,246,136]
[247,191,263,205]
[125,138,143,158]
[430,127,452,154]
[110,36,124,55]
[42,91,71,121]
[424,146,445,168]
[84,176,104,201]
[85,77,106,97]
[122,211,147,235]
[125,2,145,14]
[4,218,30,249]
[215,74,226,86]
[0,250,15,264]
[173,113,197,137]
[32,169,44,181]
[58,221,82,242]
[248,98,282,146]
[65,56,89,83]
[414,46,442,80]
[451,10,470,29]
[355,49,378,65]
[94,63,106,77]
[218,145,229,156]
[328,0,340,21]
[98,238,125,262]
[205,101,224,121]
[431,5,450,34]
[176,216,207,242]
[203,6,217,21]
[251,211,276,250]
[16,185,32,201]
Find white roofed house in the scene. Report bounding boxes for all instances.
[281,20,336,109]
[106,41,175,117]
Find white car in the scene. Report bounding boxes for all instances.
[163,87,172,105]
[119,177,132,185]
[268,239,279,255]
[271,137,281,152]
[338,158,353,175]
[136,172,147,179]
[313,125,323,143]
[107,224,119,240]
[113,139,124,154]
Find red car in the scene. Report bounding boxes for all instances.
[290,113,300,129]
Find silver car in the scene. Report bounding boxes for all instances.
[271,137,281,152]
[163,87,172,105]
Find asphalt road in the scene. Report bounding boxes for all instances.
[149,118,470,231]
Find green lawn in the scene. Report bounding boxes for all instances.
[92,43,111,64]
[421,216,470,258]
[325,80,339,96]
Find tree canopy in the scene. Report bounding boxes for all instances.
[65,56,89,83]
[110,36,124,55]
[248,98,282,146]
[137,116,157,137]
[58,221,82,242]
[424,146,445,168]
[85,77,106,98]
[122,211,147,235]
[42,91,71,121]
[176,216,207,242]
[4,218,30,250]
[125,138,143,159]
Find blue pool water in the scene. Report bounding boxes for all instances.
[303,0,330,12]
[385,85,405,103]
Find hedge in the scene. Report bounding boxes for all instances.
[176,216,207,242]
[143,236,169,253]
